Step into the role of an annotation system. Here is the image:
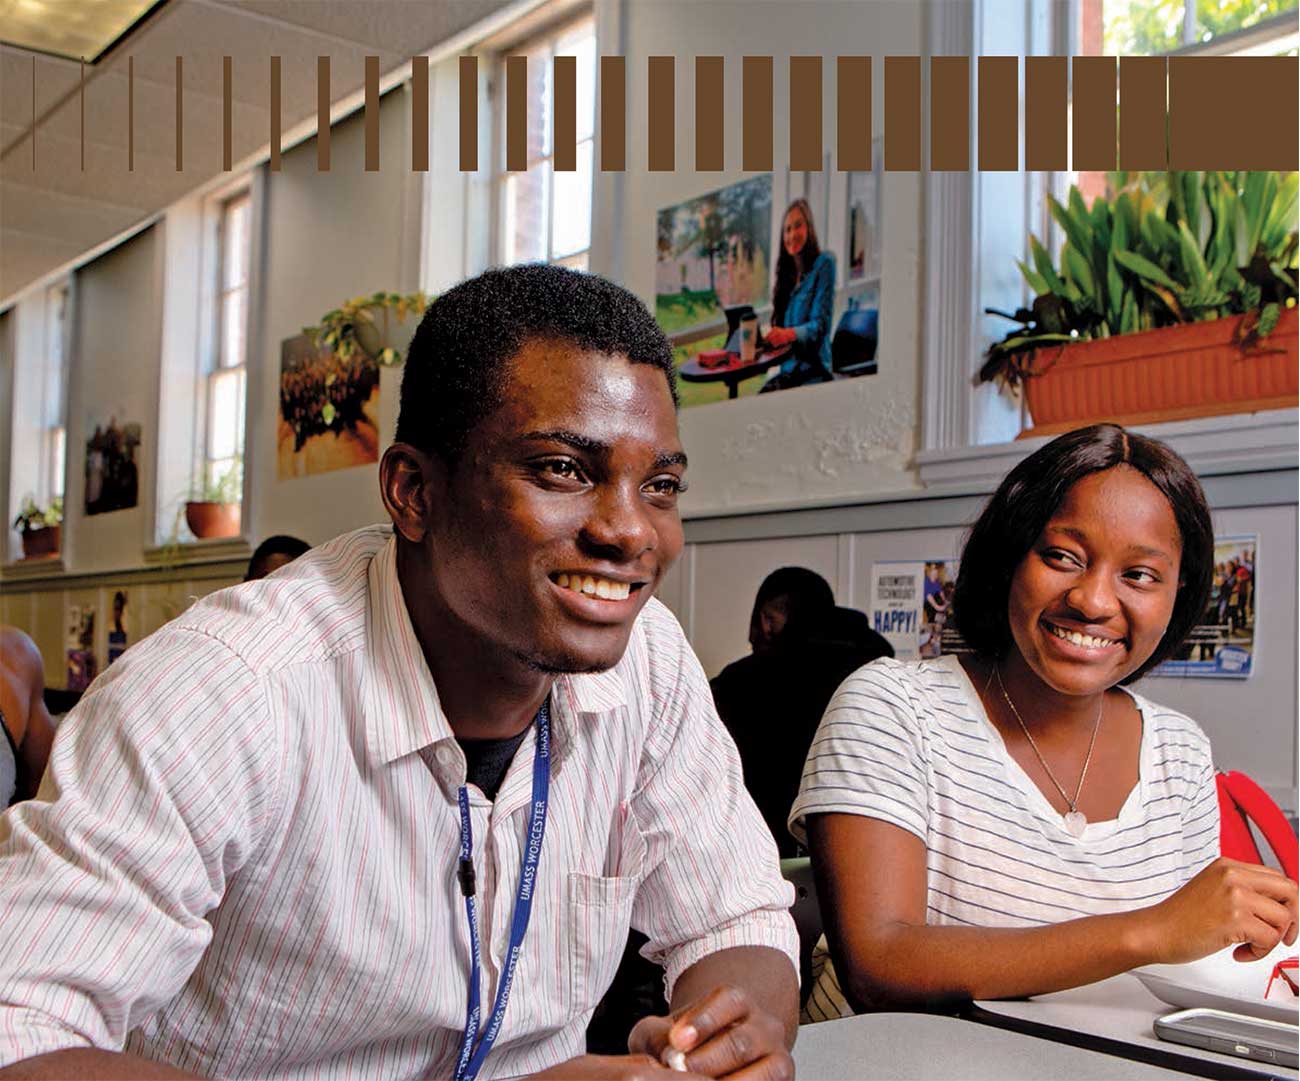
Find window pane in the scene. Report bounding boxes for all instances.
[551,140,592,259]
[48,426,65,501]
[223,196,249,290]
[556,251,588,271]
[221,288,246,369]
[559,25,597,142]
[208,368,245,461]
[504,164,550,264]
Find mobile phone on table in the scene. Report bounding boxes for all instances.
[1153,1008,1298,1068]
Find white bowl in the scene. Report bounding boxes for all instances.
[1134,943,1299,1024]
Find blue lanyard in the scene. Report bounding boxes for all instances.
[452,700,551,1081]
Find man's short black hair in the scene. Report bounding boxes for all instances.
[396,264,677,462]
[246,535,311,581]
[952,423,1214,684]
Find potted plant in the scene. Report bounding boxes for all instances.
[303,290,430,368]
[12,495,63,559]
[981,171,1298,435]
[185,459,243,540]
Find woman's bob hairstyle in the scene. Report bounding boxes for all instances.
[951,423,1214,684]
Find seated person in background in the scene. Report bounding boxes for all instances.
[0,265,797,1081]
[760,199,836,393]
[712,567,891,858]
[244,534,311,581]
[791,423,1298,1020]
[0,627,56,805]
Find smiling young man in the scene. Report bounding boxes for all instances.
[0,266,798,1080]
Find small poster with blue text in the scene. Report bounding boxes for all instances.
[1151,534,1257,678]
[870,560,961,661]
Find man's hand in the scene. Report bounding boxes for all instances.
[628,985,794,1080]
[528,1053,709,1079]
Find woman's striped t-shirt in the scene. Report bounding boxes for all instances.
[789,654,1220,1021]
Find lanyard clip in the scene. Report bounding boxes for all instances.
[458,857,477,897]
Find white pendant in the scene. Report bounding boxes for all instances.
[1063,810,1088,837]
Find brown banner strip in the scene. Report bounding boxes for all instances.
[1169,56,1298,170]
[222,56,232,171]
[506,55,526,171]
[412,56,429,172]
[270,57,281,171]
[175,56,182,172]
[317,56,331,171]
[790,56,822,171]
[1025,56,1066,171]
[600,56,626,172]
[459,56,477,173]
[743,56,773,172]
[978,56,1017,171]
[884,56,920,171]
[648,56,674,172]
[364,56,379,171]
[930,56,967,171]
[554,54,577,171]
[1119,56,1165,169]
[129,57,135,171]
[1072,56,1115,172]
[695,56,723,172]
[837,56,871,172]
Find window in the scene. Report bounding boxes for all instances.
[40,282,69,507]
[495,14,596,270]
[1098,0,1298,56]
[204,191,249,502]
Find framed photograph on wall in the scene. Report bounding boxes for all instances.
[846,137,884,283]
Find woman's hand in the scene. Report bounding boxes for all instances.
[764,326,796,348]
[628,985,794,1080]
[1139,858,1299,964]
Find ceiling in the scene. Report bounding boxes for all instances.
[0,0,514,303]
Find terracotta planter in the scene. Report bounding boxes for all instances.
[185,501,241,539]
[1021,308,1299,437]
[19,525,60,559]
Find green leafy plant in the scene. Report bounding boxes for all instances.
[12,494,63,532]
[303,291,430,367]
[981,170,1299,386]
[189,457,243,505]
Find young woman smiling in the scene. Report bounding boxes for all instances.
[791,424,1298,1019]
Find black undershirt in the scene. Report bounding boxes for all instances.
[458,727,530,801]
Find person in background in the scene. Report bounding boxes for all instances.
[712,567,892,859]
[0,265,797,1081]
[792,424,1298,1021]
[760,198,836,393]
[244,534,311,581]
[0,627,57,805]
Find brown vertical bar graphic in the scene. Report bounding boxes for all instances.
[790,56,822,171]
[978,56,1017,171]
[175,57,183,171]
[837,56,871,171]
[222,56,232,171]
[1169,57,1297,170]
[81,58,86,171]
[269,57,281,171]
[459,56,477,172]
[600,56,626,172]
[1072,56,1116,172]
[129,56,135,171]
[364,56,379,171]
[884,56,920,171]
[412,56,429,172]
[742,56,773,172]
[317,56,331,171]
[695,56,723,171]
[1025,56,1067,170]
[506,56,526,171]
[648,56,674,172]
[929,56,968,171]
[1119,57,1166,169]
[554,55,577,171]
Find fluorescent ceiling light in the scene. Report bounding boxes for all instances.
[0,0,163,63]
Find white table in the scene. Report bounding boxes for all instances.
[792,1011,1192,1080]
[972,974,1297,1079]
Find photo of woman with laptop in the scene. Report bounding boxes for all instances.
[760,198,837,393]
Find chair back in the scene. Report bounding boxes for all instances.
[780,856,823,1005]
[1217,770,1298,881]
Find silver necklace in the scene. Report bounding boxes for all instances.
[994,664,1103,838]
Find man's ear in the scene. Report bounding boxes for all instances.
[380,443,446,544]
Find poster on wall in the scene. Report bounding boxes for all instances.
[108,590,129,666]
[1151,534,1258,678]
[869,560,963,661]
[277,335,381,479]
[84,417,141,515]
[65,604,97,692]
[846,138,883,283]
